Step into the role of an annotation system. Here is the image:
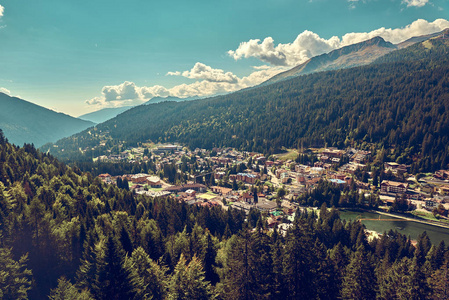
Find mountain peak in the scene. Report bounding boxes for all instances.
[263,36,397,85]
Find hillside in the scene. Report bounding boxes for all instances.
[263,36,397,85]
[1,135,447,299]
[143,95,200,105]
[48,37,449,172]
[78,106,134,124]
[0,93,94,147]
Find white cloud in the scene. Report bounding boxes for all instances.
[0,5,4,18]
[0,87,10,95]
[102,81,140,102]
[86,64,286,108]
[228,18,449,66]
[402,0,429,7]
[168,62,239,83]
[86,18,449,109]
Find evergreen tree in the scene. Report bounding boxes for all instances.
[168,254,215,300]
[0,247,32,300]
[430,260,449,300]
[95,236,138,300]
[49,277,93,300]
[341,246,377,300]
[130,247,168,300]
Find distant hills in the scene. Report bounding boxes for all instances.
[144,95,200,105]
[48,34,449,173]
[0,93,94,147]
[79,106,134,124]
[78,96,202,124]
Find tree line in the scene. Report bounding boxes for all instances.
[1,130,449,299]
[47,39,449,173]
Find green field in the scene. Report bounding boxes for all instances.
[198,193,219,200]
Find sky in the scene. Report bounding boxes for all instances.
[0,0,448,117]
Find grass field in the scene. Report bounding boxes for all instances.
[411,210,449,224]
[198,193,219,200]
[276,149,299,161]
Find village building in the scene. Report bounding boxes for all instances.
[380,180,409,194]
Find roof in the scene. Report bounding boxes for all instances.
[381,180,408,187]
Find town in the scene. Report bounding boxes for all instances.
[94,143,449,230]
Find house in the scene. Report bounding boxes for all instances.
[384,162,409,174]
[130,184,144,192]
[425,198,437,208]
[439,186,449,196]
[239,192,253,203]
[211,186,232,196]
[231,202,252,214]
[329,179,346,188]
[236,173,257,184]
[420,183,435,194]
[214,172,226,180]
[434,170,449,180]
[185,189,196,197]
[380,180,408,194]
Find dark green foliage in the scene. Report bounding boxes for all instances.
[94,236,137,300]
[0,136,447,299]
[0,247,32,300]
[48,277,93,300]
[50,40,449,173]
[341,246,377,300]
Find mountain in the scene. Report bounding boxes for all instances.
[397,28,449,49]
[0,93,94,147]
[48,37,449,172]
[263,36,397,85]
[78,106,134,124]
[144,95,200,105]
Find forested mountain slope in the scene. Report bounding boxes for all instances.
[1,132,449,299]
[0,93,94,147]
[48,38,449,172]
[263,36,397,85]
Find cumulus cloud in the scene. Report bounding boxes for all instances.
[0,5,4,18]
[102,81,140,102]
[228,18,449,66]
[168,62,239,83]
[0,87,10,95]
[86,18,449,109]
[86,64,286,108]
[402,0,429,7]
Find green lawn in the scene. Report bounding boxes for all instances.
[411,211,449,224]
[276,149,299,161]
[198,193,219,200]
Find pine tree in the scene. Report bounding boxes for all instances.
[341,246,377,300]
[202,231,219,285]
[95,236,138,300]
[0,247,32,300]
[49,277,93,300]
[430,260,449,300]
[119,226,133,256]
[130,247,168,300]
[168,254,215,300]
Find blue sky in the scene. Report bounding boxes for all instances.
[0,0,448,116]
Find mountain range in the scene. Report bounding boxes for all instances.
[263,36,397,85]
[78,96,202,124]
[2,30,447,154]
[0,93,94,147]
[78,106,134,124]
[47,33,449,173]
